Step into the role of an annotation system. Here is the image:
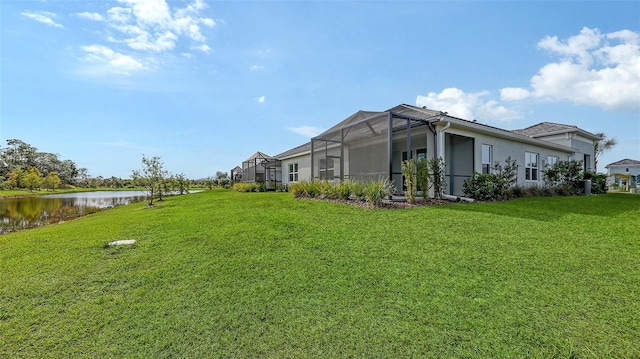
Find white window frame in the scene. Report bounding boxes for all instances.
[525,152,539,181]
[482,145,492,174]
[288,163,298,182]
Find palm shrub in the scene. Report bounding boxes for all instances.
[317,180,333,199]
[233,182,257,192]
[351,181,366,201]
[363,178,393,207]
[401,159,417,204]
[336,180,353,200]
[289,181,306,198]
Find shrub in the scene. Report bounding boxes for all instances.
[351,181,366,201]
[289,182,306,198]
[363,178,393,207]
[233,182,257,192]
[463,157,518,201]
[428,157,446,199]
[416,157,429,199]
[401,159,417,204]
[289,178,391,207]
[463,173,504,201]
[588,172,608,194]
[336,180,352,200]
[543,160,584,195]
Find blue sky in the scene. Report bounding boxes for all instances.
[1,0,639,179]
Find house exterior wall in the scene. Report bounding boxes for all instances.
[532,133,596,170]
[442,126,575,190]
[280,153,311,185]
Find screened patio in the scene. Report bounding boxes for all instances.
[241,151,282,190]
[310,105,445,194]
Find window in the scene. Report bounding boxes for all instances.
[547,155,558,168]
[288,163,298,182]
[525,152,538,181]
[482,145,492,174]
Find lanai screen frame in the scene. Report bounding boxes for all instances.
[241,153,282,186]
[310,111,443,188]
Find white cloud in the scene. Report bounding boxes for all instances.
[250,65,264,71]
[257,96,266,104]
[90,0,215,55]
[191,44,212,53]
[416,87,522,122]
[500,87,531,101]
[76,12,104,21]
[22,11,64,28]
[118,0,171,27]
[501,27,640,112]
[287,126,325,138]
[81,44,148,75]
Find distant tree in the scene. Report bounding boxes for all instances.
[6,169,24,189]
[204,176,215,190]
[215,171,228,180]
[132,155,167,206]
[76,168,90,187]
[174,173,190,194]
[43,172,62,191]
[594,133,617,172]
[0,139,81,187]
[58,160,79,185]
[1,139,38,171]
[23,167,43,192]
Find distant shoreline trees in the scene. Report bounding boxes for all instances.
[0,139,86,190]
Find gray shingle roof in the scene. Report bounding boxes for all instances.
[605,158,640,167]
[274,142,311,159]
[512,122,579,137]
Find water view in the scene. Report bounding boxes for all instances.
[0,191,148,234]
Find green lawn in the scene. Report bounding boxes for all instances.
[1,190,638,358]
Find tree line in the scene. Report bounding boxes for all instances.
[0,139,86,191]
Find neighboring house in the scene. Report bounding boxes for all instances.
[605,159,640,189]
[238,152,282,190]
[236,104,601,197]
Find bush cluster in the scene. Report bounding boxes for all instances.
[584,171,608,194]
[464,159,609,201]
[401,157,447,203]
[289,179,393,207]
[232,182,267,192]
[463,158,517,201]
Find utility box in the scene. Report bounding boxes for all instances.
[581,179,592,195]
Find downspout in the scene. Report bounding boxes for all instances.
[427,121,437,157]
[387,112,393,199]
[436,119,450,198]
[436,120,450,160]
[310,139,315,181]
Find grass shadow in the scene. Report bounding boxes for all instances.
[441,193,640,222]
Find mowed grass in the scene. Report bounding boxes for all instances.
[1,190,638,358]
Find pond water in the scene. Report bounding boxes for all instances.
[0,191,149,234]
